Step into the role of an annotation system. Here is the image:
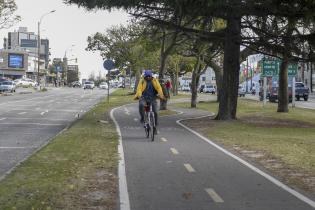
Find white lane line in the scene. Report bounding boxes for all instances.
[0,147,34,149]
[124,107,130,115]
[134,118,138,122]
[205,188,224,203]
[177,117,315,208]
[40,110,49,116]
[0,117,70,122]
[184,163,196,173]
[18,112,27,115]
[161,137,168,142]
[0,123,63,126]
[110,107,131,210]
[170,148,179,155]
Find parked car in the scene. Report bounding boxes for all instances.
[238,85,246,97]
[268,82,308,102]
[83,81,95,89]
[72,81,81,88]
[99,82,108,89]
[295,82,309,101]
[0,81,16,93]
[204,85,216,94]
[14,78,37,87]
[181,84,190,92]
[117,83,125,88]
[199,84,205,93]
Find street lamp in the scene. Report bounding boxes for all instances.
[37,10,56,89]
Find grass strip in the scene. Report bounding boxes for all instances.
[0,89,133,210]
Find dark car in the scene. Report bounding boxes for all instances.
[268,82,309,102]
[295,82,309,101]
[199,84,205,93]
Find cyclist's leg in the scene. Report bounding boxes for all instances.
[139,98,145,123]
[152,99,158,126]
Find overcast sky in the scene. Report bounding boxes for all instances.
[0,0,130,79]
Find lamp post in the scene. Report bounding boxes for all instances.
[37,10,56,89]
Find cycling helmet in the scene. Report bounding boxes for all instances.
[144,70,153,77]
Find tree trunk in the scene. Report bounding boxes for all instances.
[208,60,223,102]
[191,67,199,108]
[277,56,289,112]
[277,18,295,112]
[216,13,241,120]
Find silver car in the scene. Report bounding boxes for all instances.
[0,81,16,93]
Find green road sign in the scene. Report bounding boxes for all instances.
[262,58,297,77]
[262,60,279,76]
[288,63,298,76]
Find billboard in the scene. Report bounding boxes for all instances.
[20,39,37,48]
[8,53,24,68]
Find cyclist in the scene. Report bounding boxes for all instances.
[134,70,165,129]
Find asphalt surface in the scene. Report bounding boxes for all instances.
[114,103,315,210]
[244,94,315,109]
[0,87,111,179]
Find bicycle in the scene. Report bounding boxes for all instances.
[143,101,156,141]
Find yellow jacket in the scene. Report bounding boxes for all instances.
[134,77,164,99]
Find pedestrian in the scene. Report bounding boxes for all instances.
[165,79,172,99]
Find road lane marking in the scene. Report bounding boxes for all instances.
[177,117,315,208]
[161,137,168,142]
[205,188,224,203]
[18,112,27,115]
[124,107,130,115]
[110,107,131,210]
[134,118,138,122]
[0,117,70,121]
[184,163,196,173]
[0,123,63,126]
[170,148,179,155]
[0,147,34,149]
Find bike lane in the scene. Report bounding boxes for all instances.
[113,103,315,210]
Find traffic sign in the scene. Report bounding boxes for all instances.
[55,65,62,72]
[103,59,115,70]
[262,60,279,76]
[262,58,297,77]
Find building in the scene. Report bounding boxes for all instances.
[67,64,79,84]
[0,50,28,79]
[3,27,50,80]
[199,67,216,86]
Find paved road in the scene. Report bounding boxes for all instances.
[244,94,315,109]
[0,87,111,179]
[114,103,315,210]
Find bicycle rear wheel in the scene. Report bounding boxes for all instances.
[145,124,150,138]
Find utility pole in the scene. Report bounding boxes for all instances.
[37,10,56,89]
